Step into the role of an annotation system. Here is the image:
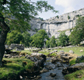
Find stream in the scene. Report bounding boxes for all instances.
[39,57,69,80]
[22,57,69,80]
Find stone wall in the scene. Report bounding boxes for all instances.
[29,8,84,38]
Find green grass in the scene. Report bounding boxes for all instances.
[49,53,57,57]
[64,47,84,80]
[0,57,33,80]
[65,70,84,80]
[69,59,76,65]
[38,50,49,56]
[38,46,84,57]
[55,46,84,56]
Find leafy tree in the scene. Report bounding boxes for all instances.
[69,17,84,45]
[57,33,69,46]
[6,30,23,45]
[68,15,70,19]
[46,40,50,48]
[0,0,57,66]
[22,31,31,47]
[31,29,48,49]
[50,36,56,47]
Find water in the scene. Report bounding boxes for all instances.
[39,57,69,80]
[23,57,69,80]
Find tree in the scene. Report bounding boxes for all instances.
[31,29,48,49]
[46,40,50,48]
[0,0,57,66]
[22,31,31,47]
[68,15,70,19]
[69,17,84,45]
[6,30,23,45]
[57,33,69,46]
[50,36,56,47]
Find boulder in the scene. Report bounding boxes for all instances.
[3,54,11,58]
[76,55,84,63]
[51,57,57,63]
[50,50,58,54]
[10,44,24,50]
[80,49,83,52]
[59,50,64,54]
[50,73,56,77]
[62,63,84,75]
[40,68,48,73]
[69,50,74,54]
[31,53,46,61]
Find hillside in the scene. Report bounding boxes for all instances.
[29,8,84,38]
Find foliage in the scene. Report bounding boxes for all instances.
[56,15,59,18]
[65,69,84,80]
[0,0,57,31]
[46,36,56,48]
[57,32,69,46]
[68,15,70,19]
[6,30,23,45]
[0,57,33,80]
[22,31,31,47]
[69,59,76,65]
[49,53,57,57]
[69,17,84,45]
[31,29,49,48]
[50,36,56,47]
[46,40,50,48]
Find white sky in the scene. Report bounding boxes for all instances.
[31,0,84,20]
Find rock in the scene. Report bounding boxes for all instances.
[80,49,83,52]
[31,53,46,61]
[62,63,84,75]
[20,75,23,79]
[69,50,74,54]
[61,56,70,60]
[32,48,41,52]
[59,51,64,54]
[50,50,58,54]
[57,51,64,55]
[51,57,57,63]
[76,55,84,63]
[10,44,24,50]
[40,68,48,73]
[36,76,41,79]
[3,54,11,58]
[5,49,12,54]
[56,62,63,67]
[50,73,56,77]
[45,63,55,70]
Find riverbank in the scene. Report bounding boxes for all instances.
[0,46,84,80]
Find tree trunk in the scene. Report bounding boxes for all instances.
[0,13,10,66]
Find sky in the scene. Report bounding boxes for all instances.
[31,0,84,20]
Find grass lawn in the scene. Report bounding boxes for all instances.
[0,57,33,80]
[65,70,84,80]
[2,46,83,80]
[55,46,84,56]
[38,46,84,56]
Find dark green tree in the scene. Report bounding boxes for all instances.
[31,29,48,49]
[50,36,56,47]
[46,40,50,48]
[69,17,84,45]
[0,0,57,66]
[6,30,23,45]
[57,33,69,46]
[22,31,31,47]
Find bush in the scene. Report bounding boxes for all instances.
[22,31,31,47]
[57,32,69,46]
[6,30,23,45]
